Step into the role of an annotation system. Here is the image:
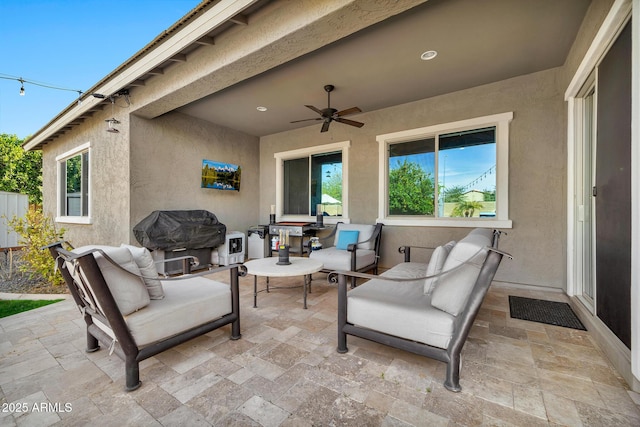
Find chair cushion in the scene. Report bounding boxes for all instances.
[423,240,456,295]
[309,246,376,271]
[381,262,427,279]
[333,224,376,250]
[121,244,164,299]
[430,229,493,316]
[125,276,232,346]
[73,245,150,315]
[347,277,455,349]
[336,230,359,250]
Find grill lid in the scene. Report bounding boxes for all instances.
[133,210,226,250]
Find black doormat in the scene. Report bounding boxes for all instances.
[509,296,586,330]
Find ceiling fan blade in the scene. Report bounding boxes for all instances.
[321,120,331,132]
[336,106,361,117]
[290,117,322,123]
[305,105,324,115]
[335,117,364,128]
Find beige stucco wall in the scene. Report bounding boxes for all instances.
[260,67,567,289]
[128,112,260,243]
[42,109,260,248]
[561,0,616,87]
[37,0,617,289]
[42,106,131,247]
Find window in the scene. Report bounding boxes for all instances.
[275,141,349,222]
[56,142,91,223]
[377,113,512,228]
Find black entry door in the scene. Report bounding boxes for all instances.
[595,21,632,348]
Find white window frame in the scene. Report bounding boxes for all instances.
[274,140,350,224]
[377,112,513,228]
[56,142,92,224]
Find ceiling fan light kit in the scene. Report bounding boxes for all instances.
[291,84,364,133]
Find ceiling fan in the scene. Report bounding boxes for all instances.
[290,84,364,133]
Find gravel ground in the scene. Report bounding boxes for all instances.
[0,250,67,295]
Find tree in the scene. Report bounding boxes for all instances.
[323,170,342,202]
[388,159,434,215]
[452,200,485,217]
[483,188,496,201]
[0,134,42,205]
[443,185,466,203]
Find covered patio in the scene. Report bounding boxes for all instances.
[2,273,639,426]
[9,0,640,423]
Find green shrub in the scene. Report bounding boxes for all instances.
[8,208,66,287]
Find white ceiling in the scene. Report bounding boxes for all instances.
[176,0,591,137]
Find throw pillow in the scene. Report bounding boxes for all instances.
[73,245,150,315]
[336,230,359,250]
[423,240,456,295]
[121,244,165,299]
[430,230,492,316]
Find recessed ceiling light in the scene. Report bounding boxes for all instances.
[256,106,267,112]
[420,50,438,61]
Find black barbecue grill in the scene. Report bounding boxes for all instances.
[133,210,226,274]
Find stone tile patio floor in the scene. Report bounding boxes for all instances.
[1,272,640,426]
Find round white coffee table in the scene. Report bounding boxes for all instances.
[244,257,323,309]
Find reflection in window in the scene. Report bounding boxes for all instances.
[440,128,496,218]
[388,138,435,215]
[283,151,342,217]
[311,152,342,216]
[59,151,89,217]
[388,127,496,218]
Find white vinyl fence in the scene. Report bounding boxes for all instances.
[0,191,28,249]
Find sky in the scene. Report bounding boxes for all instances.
[391,144,496,191]
[0,0,201,139]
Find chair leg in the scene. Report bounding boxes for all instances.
[231,319,241,340]
[125,357,142,392]
[337,274,349,353]
[86,331,100,353]
[337,330,348,354]
[444,353,462,392]
[230,266,241,339]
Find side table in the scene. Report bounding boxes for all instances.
[243,257,323,309]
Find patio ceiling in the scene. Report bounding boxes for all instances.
[23,0,592,149]
[175,0,592,137]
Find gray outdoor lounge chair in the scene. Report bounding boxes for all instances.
[309,222,383,288]
[332,228,510,392]
[46,242,243,391]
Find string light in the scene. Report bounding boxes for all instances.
[1,72,132,136]
[0,73,84,103]
[2,72,131,136]
[463,164,496,191]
